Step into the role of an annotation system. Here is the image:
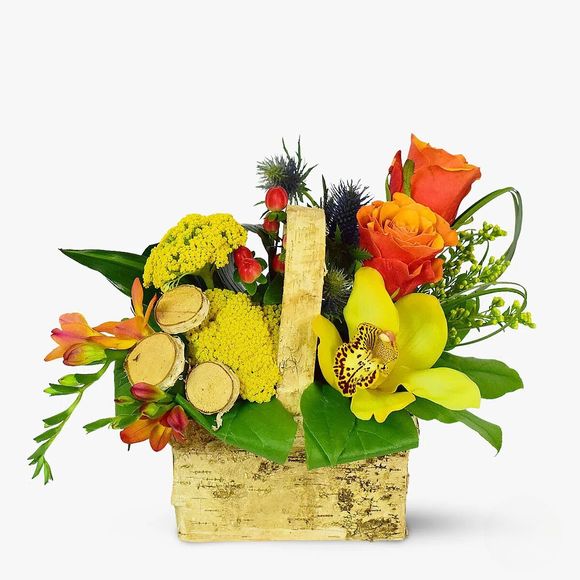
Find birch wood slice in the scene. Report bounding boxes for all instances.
[155,285,209,334]
[186,362,240,415]
[125,333,185,390]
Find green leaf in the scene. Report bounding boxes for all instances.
[58,374,81,387]
[408,397,502,452]
[301,383,355,467]
[435,352,523,399]
[33,427,59,443]
[60,248,148,297]
[176,394,297,464]
[43,409,71,427]
[301,383,418,469]
[112,414,141,429]
[84,418,114,433]
[113,358,132,417]
[44,384,81,396]
[263,274,284,305]
[402,159,415,196]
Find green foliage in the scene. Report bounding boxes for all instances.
[408,397,502,452]
[301,383,419,469]
[263,274,284,305]
[60,249,149,298]
[423,187,534,348]
[29,350,126,484]
[176,394,297,464]
[434,352,523,399]
[257,138,318,206]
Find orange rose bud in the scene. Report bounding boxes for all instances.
[408,134,481,223]
[357,193,458,299]
[388,150,403,194]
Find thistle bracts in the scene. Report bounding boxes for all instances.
[257,138,317,206]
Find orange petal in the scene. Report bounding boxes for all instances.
[149,424,172,451]
[120,418,156,444]
[131,278,144,318]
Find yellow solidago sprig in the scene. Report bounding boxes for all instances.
[186,289,280,403]
[144,214,247,291]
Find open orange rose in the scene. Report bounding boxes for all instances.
[357,193,458,298]
[389,135,481,223]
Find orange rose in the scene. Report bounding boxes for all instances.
[389,135,481,223]
[357,193,458,298]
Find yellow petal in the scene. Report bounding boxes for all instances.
[399,367,480,410]
[312,315,342,390]
[395,293,447,370]
[351,389,416,423]
[344,267,399,339]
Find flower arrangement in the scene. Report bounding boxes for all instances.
[31,136,532,495]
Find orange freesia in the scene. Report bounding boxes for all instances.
[407,134,481,223]
[120,406,189,451]
[92,278,157,349]
[45,313,108,365]
[357,193,458,298]
[45,278,156,365]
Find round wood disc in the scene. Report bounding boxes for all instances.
[155,285,208,334]
[125,333,184,388]
[186,362,240,414]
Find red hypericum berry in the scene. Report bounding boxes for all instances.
[262,217,280,234]
[265,186,289,211]
[272,254,285,274]
[282,234,287,248]
[233,246,253,266]
[237,258,263,284]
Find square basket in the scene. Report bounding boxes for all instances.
[171,206,409,541]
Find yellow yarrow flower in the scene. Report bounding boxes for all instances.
[144,214,247,290]
[186,289,280,403]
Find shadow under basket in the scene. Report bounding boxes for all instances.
[171,205,409,542]
[171,426,409,542]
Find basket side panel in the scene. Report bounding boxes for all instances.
[172,427,408,542]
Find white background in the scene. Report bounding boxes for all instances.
[1,1,578,578]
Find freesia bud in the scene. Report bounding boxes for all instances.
[131,382,165,402]
[63,343,106,366]
[164,405,189,436]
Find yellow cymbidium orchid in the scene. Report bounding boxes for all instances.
[313,267,480,422]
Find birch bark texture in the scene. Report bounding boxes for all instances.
[171,206,409,541]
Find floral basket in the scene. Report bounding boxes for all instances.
[31,136,532,542]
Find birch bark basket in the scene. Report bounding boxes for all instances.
[171,206,409,541]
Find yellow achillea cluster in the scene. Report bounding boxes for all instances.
[186,290,281,403]
[144,214,247,290]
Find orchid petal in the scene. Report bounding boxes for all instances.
[312,315,342,389]
[395,293,447,370]
[350,389,415,423]
[398,367,481,410]
[344,267,399,339]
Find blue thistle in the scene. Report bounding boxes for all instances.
[324,180,371,246]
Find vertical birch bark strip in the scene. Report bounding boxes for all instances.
[276,205,326,415]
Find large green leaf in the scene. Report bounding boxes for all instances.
[301,383,355,466]
[60,249,148,297]
[176,394,297,464]
[435,352,523,399]
[301,383,419,469]
[113,358,140,418]
[408,397,502,452]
